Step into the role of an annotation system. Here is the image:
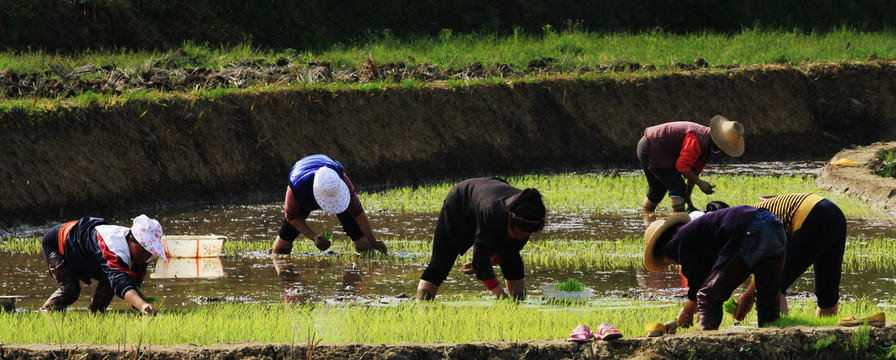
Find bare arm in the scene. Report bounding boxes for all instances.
[289,218,331,250]
[353,211,387,254]
[123,288,156,316]
[678,299,698,327]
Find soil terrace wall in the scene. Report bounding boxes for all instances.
[2,325,895,359]
[2,62,896,227]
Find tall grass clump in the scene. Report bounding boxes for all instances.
[873,149,896,179]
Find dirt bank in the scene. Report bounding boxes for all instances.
[3,61,896,227]
[2,324,894,359]
[818,141,896,208]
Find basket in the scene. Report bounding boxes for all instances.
[541,283,594,302]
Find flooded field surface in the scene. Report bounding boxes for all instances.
[3,161,895,311]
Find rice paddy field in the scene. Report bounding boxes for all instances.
[2,160,895,345]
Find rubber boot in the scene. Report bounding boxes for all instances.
[88,281,115,313]
[271,236,294,255]
[40,253,81,311]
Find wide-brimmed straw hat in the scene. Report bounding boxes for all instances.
[313,167,350,214]
[131,214,167,261]
[643,213,691,272]
[709,115,744,157]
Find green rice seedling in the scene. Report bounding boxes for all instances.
[3,298,891,345]
[555,279,585,292]
[723,297,738,315]
[7,232,894,274]
[358,173,884,217]
[0,236,41,255]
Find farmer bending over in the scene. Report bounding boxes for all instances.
[40,215,166,315]
[416,177,546,301]
[637,116,744,220]
[724,194,844,319]
[271,154,386,255]
[643,206,786,330]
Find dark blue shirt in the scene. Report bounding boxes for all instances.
[664,205,761,301]
[288,154,346,211]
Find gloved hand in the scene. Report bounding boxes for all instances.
[697,180,715,194]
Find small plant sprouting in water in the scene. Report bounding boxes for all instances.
[320,231,333,240]
[723,297,738,315]
[874,149,896,179]
[556,279,585,292]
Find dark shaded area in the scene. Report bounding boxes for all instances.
[0,0,894,52]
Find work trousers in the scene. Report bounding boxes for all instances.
[696,210,787,329]
[638,136,688,203]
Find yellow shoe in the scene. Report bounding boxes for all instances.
[838,312,885,327]
[645,322,665,337]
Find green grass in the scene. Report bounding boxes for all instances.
[361,172,884,217]
[874,149,896,179]
[2,28,892,76]
[1,28,894,111]
[0,298,891,345]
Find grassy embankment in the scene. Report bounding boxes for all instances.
[1,27,894,112]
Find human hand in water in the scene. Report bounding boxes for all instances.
[460,262,475,275]
[314,235,331,251]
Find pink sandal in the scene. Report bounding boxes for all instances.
[594,323,623,340]
[566,324,593,343]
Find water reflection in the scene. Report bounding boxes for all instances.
[272,255,386,304]
[151,258,225,279]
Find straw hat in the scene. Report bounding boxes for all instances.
[643,213,691,272]
[131,214,167,261]
[709,115,744,157]
[313,167,350,214]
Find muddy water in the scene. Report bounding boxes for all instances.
[3,161,895,311]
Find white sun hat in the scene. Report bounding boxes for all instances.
[313,167,350,214]
[131,214,167,261]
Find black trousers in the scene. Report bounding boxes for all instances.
[278,208,364,242]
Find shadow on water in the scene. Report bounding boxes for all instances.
[3,161,896,311]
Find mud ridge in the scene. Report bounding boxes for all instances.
[3,61,896,227]
[2,325,895,359]
[818,141,896,208]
